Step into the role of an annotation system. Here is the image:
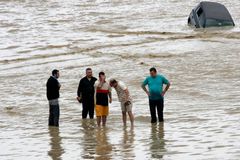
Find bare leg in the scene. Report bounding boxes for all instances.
[102,116,107,127]
[128,111,134,126]
[97,116,101,127]
[122,111,127,126]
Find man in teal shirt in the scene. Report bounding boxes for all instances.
[142,67,170,123]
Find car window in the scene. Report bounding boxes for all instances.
[196,7,204,26]
[196,7,203,17]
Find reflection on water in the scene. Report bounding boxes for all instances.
[48,127,64,160]
[121,126,135,159]
[150,123,165,159]
[81,119,96,159]
[95,128,113,160]
[1,0,240,159]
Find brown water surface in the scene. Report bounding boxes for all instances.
[0,0,240,159]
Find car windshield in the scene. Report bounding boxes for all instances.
[205,18,234,27]
[197,7,205,26]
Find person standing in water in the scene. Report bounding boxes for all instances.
[46,69,61,127]
[109,79,134,126]
[77,68,97,119]
[141,67,170,123]
[94,72,112,127]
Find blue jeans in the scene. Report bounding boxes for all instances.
[49,104,60,127]
[149,99,164,123]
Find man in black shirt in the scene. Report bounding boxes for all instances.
[77,68,97,119]
[46,69,61,127]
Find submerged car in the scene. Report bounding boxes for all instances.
[188,1,235,28]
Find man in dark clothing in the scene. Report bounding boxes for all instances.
[46,69,61,127]
[77,68,97,119]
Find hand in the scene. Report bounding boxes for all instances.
[161,91,166,97]
[124,101,131,107]
[146,91,150,97]
[100,75,106,82]
[76,97,82,103]
[109,98,112,103]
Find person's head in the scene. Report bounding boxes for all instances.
[149,67,157,77]
[109,79,118,88]
[52,69,60,79]
[86,68,93,78]
[99,71,105,80]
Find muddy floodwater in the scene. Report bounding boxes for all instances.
[0,0,240,159]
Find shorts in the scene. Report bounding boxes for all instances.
[121,101,132,112]
[95,105,109,116]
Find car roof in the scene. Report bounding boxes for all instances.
[199,1,233,21]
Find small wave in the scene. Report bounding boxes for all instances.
[88,27,240,40]
[1,31,239,66]
[95,20,112,25]
[17,49,33,54]
[0,45,20,50]
[107,34,125,38]
[0,51,70,64]
[47,19,73,24]
[193,31,240,40]
[4,106,14,110]
[0,21,20,28]
[119,52,184,59]
[37,44,72,50]
[3,107,26,117]
[87,27,182,36]
[0,38,159,64]
[7,28,21,33]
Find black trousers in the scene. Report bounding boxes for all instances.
[49,104,60,127]
[82,98,94,119]
[149,99,164,123]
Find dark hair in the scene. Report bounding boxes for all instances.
[110,79,117,84]
[86,68,92,72]
[52,69,59,76]
[99,71,105,77]
[149,67,157,73]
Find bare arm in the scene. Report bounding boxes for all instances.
[161,82,171,97]
[141,84,150,96]
[77,80,82,102]
[108,91,112,103]
[97,81,104,89]
[94,85,97,105]
[124,88,130,101]
[124,88,129,97]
